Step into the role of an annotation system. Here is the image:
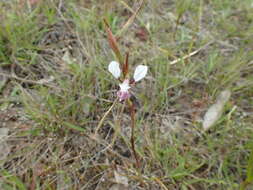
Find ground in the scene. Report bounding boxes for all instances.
[0,0,253,189]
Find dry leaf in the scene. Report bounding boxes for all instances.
[135,27,149,41]
[104,19,123,64]
[203,90,231,131]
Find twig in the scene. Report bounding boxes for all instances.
[169,41,213,65]
[0,72,52,86]
[95,99,118,135]
[116,0,147,33]
[0,72,101,103]
[153,177,169,190]
[116,0,144,37]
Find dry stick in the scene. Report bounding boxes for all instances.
[95,99,118,135]
[0,72,100,103]
[153,177,169,190]
[110,100,125,148]
[0,72,55,86]
[129,100,141,169]
[116,0,146,34]
[169,41,213,65]
[116,0,144,37]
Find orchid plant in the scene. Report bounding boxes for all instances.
[100,19,148,169]
[108,61,148,102]
[107,60,148,169]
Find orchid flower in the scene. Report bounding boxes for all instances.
[108,61,148,102]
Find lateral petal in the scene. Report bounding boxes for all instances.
[133,65,148,82]
[108,61,121,79]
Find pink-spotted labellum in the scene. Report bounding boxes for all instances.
[108,61,148,102]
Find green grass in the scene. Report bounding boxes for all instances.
[0,0,253,189]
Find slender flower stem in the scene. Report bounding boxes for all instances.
[128,99,140,168]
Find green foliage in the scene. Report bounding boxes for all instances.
[240,143,253,190]
[0,0,252,189]
[0,170,27,190]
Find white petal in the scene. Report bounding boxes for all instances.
[119,80,130,92]
[108,61,121,79]
[133,65,148,82]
